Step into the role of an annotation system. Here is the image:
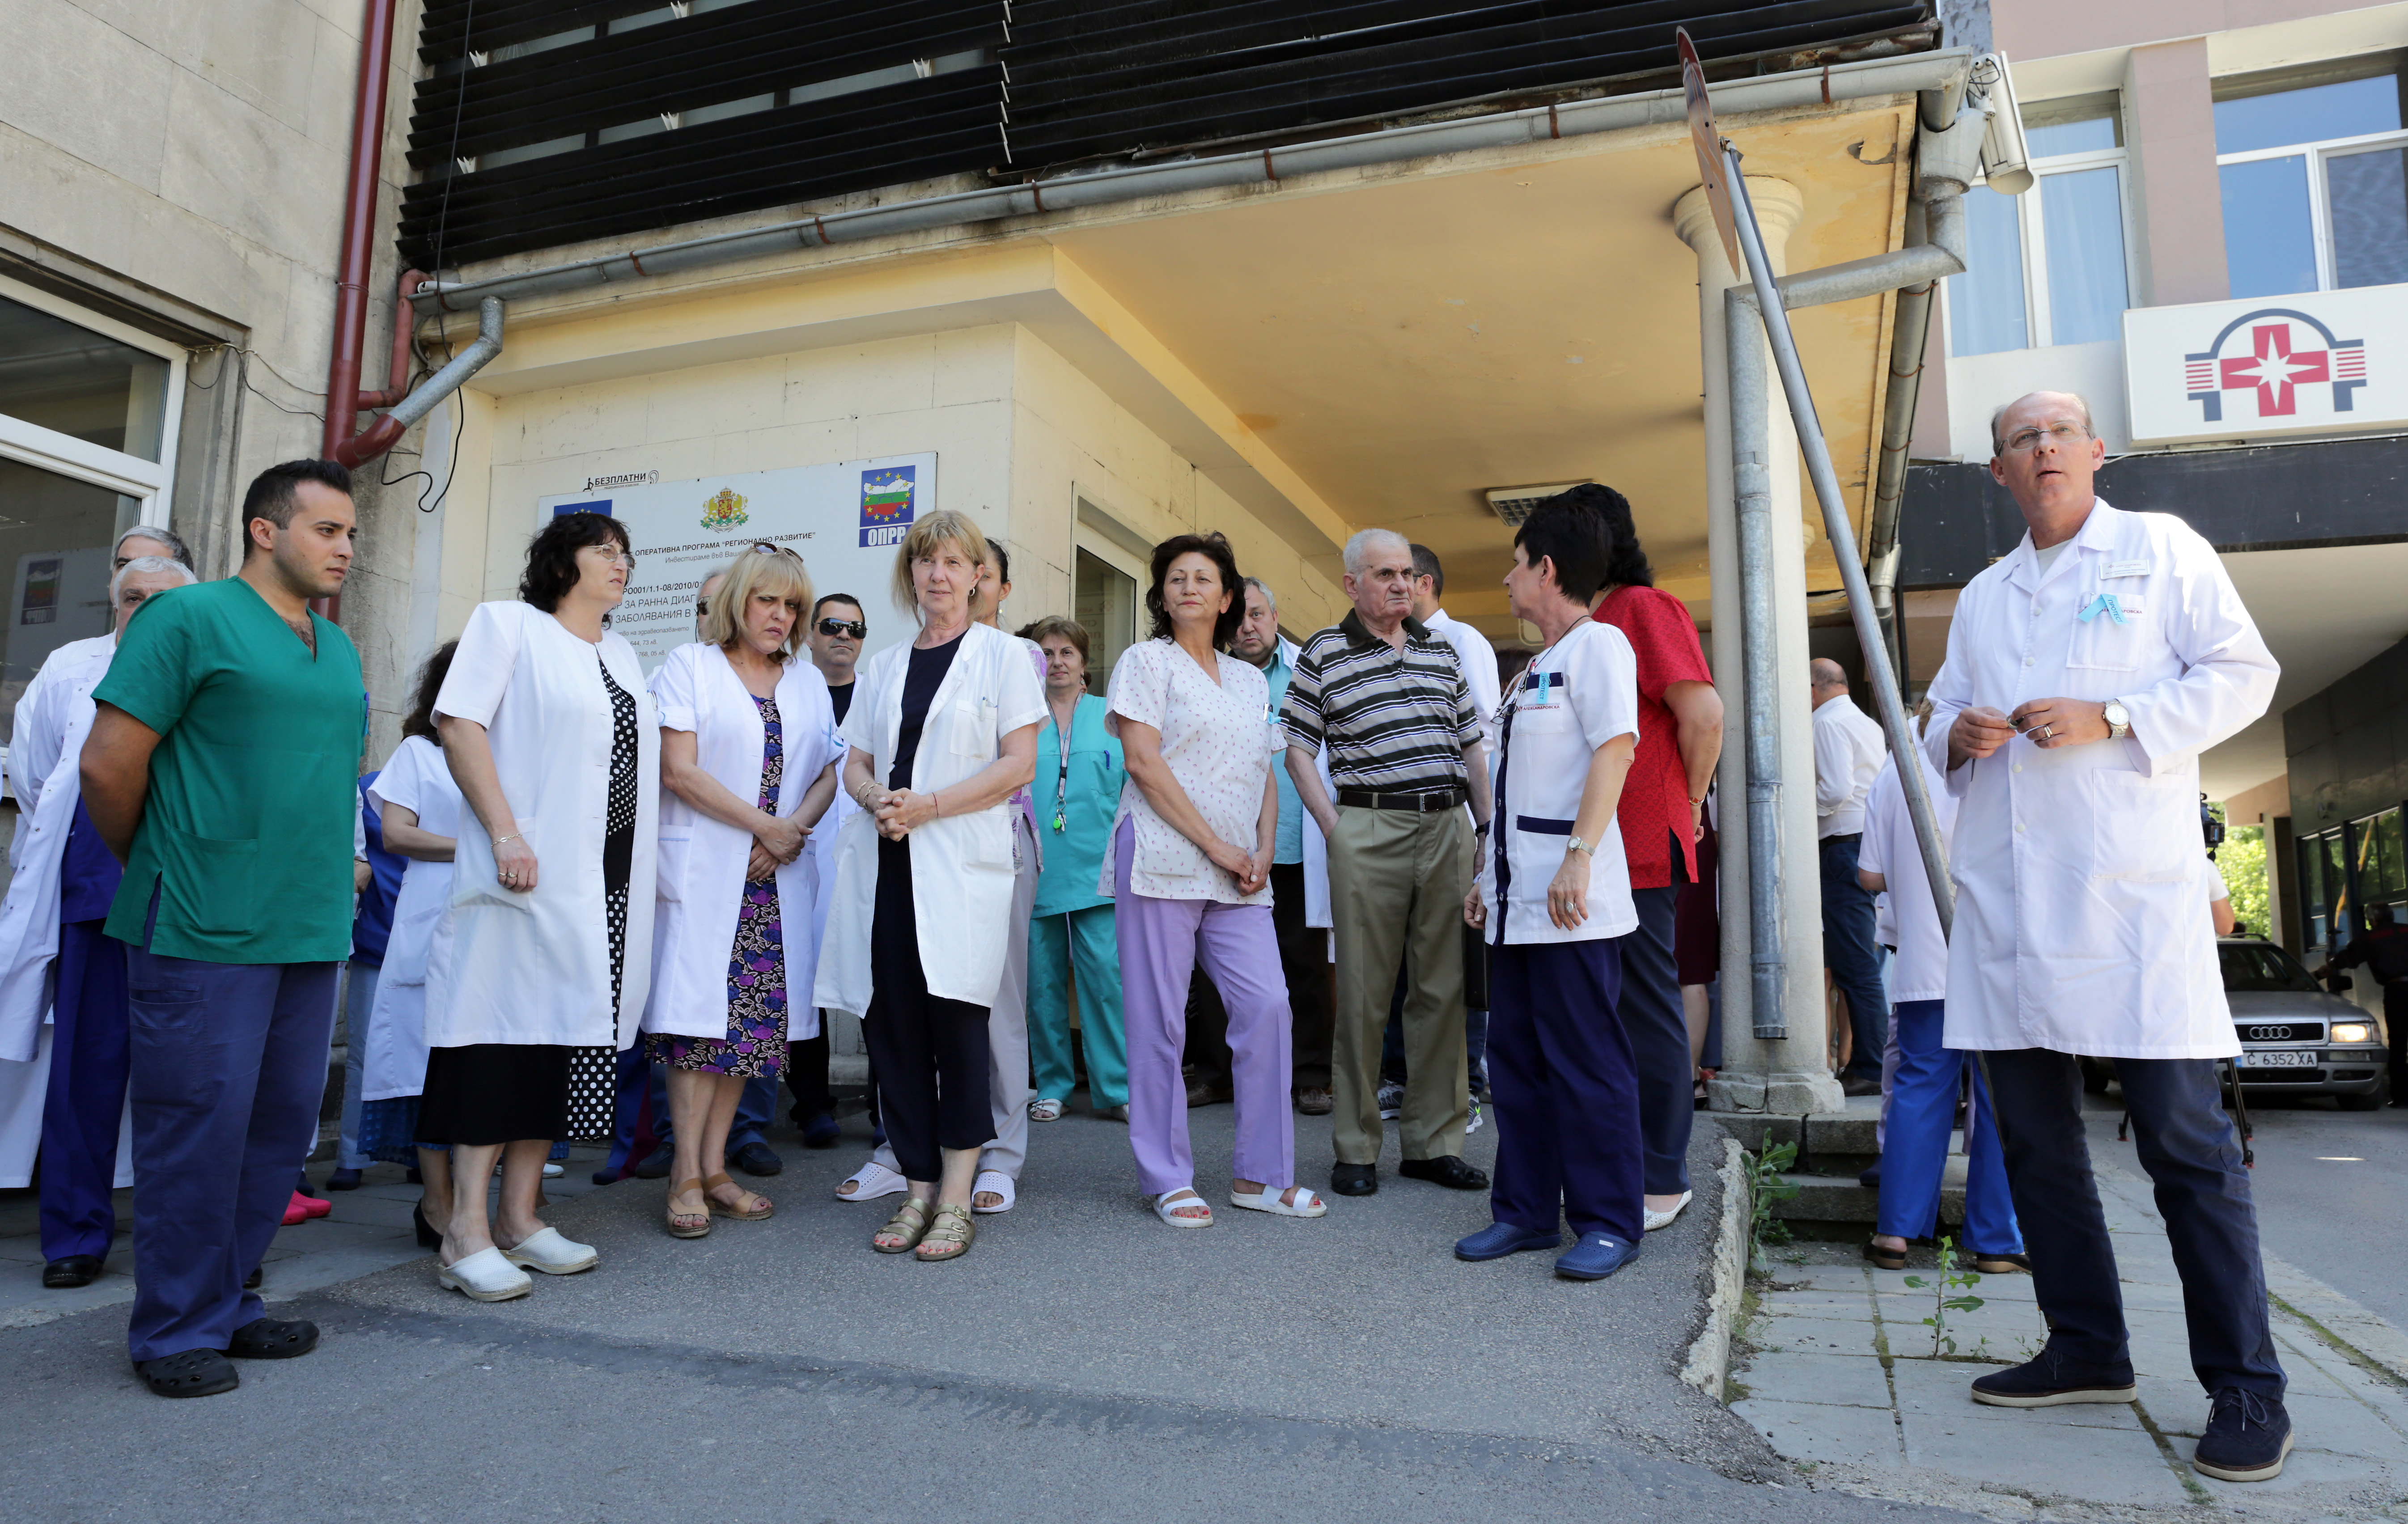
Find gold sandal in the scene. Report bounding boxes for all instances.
[916,1202,976,1263]
[873,1196,931,1253]
[702,1170,772,1220]
[666,1178,711,1239]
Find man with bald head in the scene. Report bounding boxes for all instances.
[1810,655,1887,1091]
[1922,390,2286,1479]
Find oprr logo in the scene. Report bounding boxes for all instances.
[859,466,916,548]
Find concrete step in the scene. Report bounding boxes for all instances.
[1773,1154,1969,1227]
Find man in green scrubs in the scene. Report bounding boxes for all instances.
[81,459,365,1398]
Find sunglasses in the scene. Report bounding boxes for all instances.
[750,542,804,559]
[816,618,867,639]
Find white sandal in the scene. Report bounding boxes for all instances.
[1230,1185,1327,1219]
[836,1160,907,1202]
[971,1169,1016,1215]
[1153,1188,1213,1228]
[437,1247,532,1302]
[1029,1097,1064,1122]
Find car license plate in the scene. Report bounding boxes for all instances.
[2240,1050,2317,1068]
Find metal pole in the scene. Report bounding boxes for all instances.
[1726,288,1789,1042]
[1725,151,1957,941]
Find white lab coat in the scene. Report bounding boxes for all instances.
[1857,750,1958,1005]
[645,643,843,1042]
[1277,635,1335,931]
[809,684,860,1014]
[360,736,461,1100]
[1424,608,1504,751]
[814,621,1046,1015]
[1922,500,2278,1058]
[0,636,133,1189]
[428,601,660,1050]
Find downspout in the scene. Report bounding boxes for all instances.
[335,298,506,469]
[322,0,401,468]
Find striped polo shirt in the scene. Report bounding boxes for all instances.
[1281,610,1482,796]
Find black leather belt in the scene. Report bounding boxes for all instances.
[1336,787,1464,813]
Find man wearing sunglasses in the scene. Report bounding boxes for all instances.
[796,594,869,1151]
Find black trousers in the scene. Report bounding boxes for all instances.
[1987,1049,2285,1397]
[2385,981,2408,1095]
[787,1026,831,1119]
[1614,882,1695,1195]
[1185,862,1332,1094]
[864,835,994,1181]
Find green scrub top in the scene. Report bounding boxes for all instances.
[1032,693,1124,918]
[94,577,366,964]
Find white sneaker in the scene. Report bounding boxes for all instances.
[1377,1081,1404,1120]
[1466,1100,1485,1135]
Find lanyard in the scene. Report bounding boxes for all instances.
[1048,709,1073,832]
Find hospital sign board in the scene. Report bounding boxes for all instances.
[2124,283,2408,447]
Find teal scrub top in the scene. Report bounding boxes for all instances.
[1032,693,1124,917]
[1262,642,1305,865]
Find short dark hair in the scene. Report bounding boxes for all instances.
[242,460,352,551]
[1145,532,1245,648]
[988,542,1012,586]
[812,592,863,620]
[519,511,632,613]
[1409,542,1444,597]
[1545,483,1651,590]
[1513,492,1615,605]
[401,640,459,743]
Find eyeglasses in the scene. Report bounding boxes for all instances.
[585,546,637,569]
[695,600,711,616]
[750,542,804,559]
[2000,422,2090,454]
[816,618,867,639]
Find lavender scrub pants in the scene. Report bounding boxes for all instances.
[1113,819,1294,1197]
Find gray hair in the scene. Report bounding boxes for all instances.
[1342,527,1411,577]
[1241,575,1277,613]
[110,554,197,605]
[115,524,193,569]
[1989,391,2094,457]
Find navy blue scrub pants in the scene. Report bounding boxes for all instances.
[39,919,131,1262]
[1614,881,1694,1194]
[1487,939,1642,1244]
[124,934,338,1362]
[1986,1049,2285,1397]
[1875,1000,2020,1253]
[1819,834,1887,1080]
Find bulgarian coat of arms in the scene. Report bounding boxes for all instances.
[700,487,750,531]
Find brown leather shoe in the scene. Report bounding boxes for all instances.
[1294,1087,1334,1116]
[1186,1078,1233,1107]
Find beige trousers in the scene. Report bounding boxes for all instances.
[1327,805,1470,1165]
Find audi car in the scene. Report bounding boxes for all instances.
[2082,938,2390,1109]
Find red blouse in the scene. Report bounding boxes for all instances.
[1594,585,1713,889]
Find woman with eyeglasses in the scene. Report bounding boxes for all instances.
[1021,615,1128,1123]
[418,512,660,1301]
[815,510,1043,1263]
[644,546,844,1236]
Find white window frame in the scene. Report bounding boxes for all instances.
[0,270,186,532]
[1946,133,2138,358]
[2216,125,2408,293]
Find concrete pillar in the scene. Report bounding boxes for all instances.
[2125,38,2230,309]
[1674,178,1843,1116]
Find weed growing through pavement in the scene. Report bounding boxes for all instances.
[1903,1235,1986,1358]
[1743,1143,1800,1274]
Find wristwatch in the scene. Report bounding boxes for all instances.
[1566,835,1594,856]
[2103,699,2131,741]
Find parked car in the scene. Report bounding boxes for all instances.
[2079,937,2390,1109]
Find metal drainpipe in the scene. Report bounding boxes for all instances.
[1726,287,1789,1041]
[1864,200,1938,677]
[334,298,507,469]
[318,0,400,622]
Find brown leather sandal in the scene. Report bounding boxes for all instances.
[702,1170,772,1220]
[666,1178,711,1239]
[873,1196,931,1253]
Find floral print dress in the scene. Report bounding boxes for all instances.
[645,693,789,1078]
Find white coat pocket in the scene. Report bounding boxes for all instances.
[947,698,993,758]
[2066,593,2149,674]
[1513,706,1572,737]
[653,834,690,904]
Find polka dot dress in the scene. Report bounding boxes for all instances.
[564,651,642,1141]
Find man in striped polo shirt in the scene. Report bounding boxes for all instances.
[1284,529,1494,1198]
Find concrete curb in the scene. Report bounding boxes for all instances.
[2263,1250,2408,1384]
[1680,1135,1751,1400]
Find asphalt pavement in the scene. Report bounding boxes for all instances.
[0,1103,1988,1524]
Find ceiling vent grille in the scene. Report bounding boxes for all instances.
[1484,481,1590,528]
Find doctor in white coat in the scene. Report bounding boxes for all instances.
[1923,391,2289,1482]
[421,512,660,1301]
[816,510,1043,1264]
[0,556,191,1287]
[645,546,841,1238]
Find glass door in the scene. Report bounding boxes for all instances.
[1073,545,1139,699]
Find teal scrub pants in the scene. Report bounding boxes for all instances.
[1027,905,1128,1109]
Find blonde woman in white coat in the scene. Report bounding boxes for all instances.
[422,512,660,1301]
[645,547,843,1237]
[815,510,1043,1263]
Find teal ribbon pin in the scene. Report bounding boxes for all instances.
[2077,593,2129,626]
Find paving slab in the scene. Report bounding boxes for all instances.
[1733,1352,1895,1409]
[1731,1398,1905,1468]
[1896,1404,2194,1507]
